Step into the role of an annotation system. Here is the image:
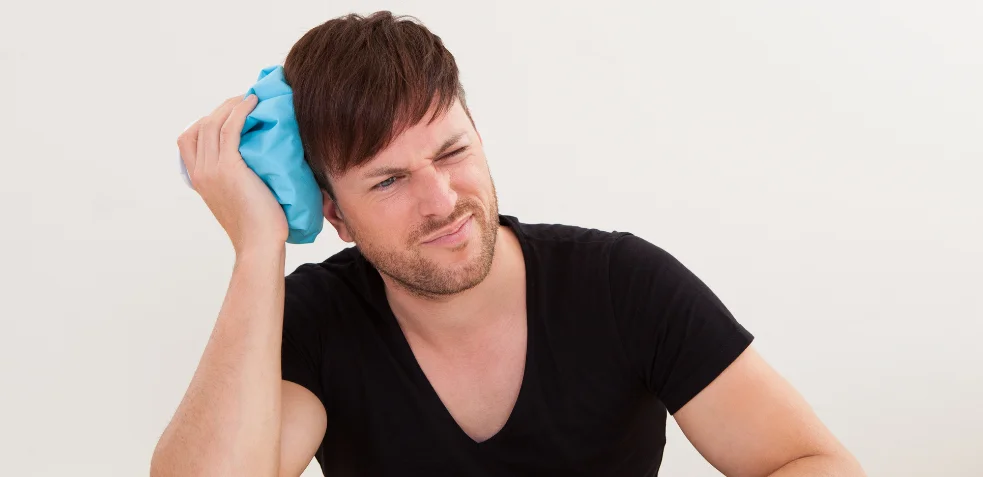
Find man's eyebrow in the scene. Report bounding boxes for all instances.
[361,131,469,180]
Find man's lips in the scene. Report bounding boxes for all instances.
[422,214,472,244]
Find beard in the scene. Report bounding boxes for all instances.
[347,184,500,300]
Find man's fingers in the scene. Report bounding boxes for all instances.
[197,96,247,177]
[177,118,202,177]
[211,95,246,116]
[218,94,259,166]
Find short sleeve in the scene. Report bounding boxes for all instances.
[609,234,753,414]
[281,265,327,405]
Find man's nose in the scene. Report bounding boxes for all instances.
[412,164,457,218]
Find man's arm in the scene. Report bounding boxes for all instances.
[673,346,865,477]
[152,95,326,476]
[149,247,327,477]
[280,381,328,476]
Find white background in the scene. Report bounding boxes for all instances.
[2,0,981,475]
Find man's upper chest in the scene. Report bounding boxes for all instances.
[320,298,666,476]
[329,285,646,425]
[405,305,529,444]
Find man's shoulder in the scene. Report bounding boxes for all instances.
[505,215,645,280]
[284,246,368,304]
[287,245,359,277]
[505,215,674,276]
[505,214,633,248]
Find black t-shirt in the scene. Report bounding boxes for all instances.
[282,214,753,476]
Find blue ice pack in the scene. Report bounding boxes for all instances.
[179,65,324,244]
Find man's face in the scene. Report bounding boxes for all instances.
[324,99,500,299]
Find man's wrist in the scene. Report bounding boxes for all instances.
[234,241,287,265]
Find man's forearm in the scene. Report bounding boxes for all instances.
[151,245,287,477]
[765,452,866,477]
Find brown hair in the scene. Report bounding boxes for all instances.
[283,11,471,199]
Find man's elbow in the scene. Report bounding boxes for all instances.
[149,440,181,477]
[826,450,866,477]
[766,450,866,477]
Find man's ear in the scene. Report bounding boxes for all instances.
[322,191,354,243]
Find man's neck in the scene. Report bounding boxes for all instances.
[382,224,526,351]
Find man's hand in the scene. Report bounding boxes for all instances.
[177,95,288,253]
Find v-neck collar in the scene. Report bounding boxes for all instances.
[358,214,538,449]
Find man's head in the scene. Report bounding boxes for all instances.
[283,11,499,299]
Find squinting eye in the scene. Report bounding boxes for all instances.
[376,177,397,189]
[440,146,467,159]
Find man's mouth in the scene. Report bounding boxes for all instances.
[421,213,473,244]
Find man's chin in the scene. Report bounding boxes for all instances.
[383,264,487,299]
[414,250,494,296]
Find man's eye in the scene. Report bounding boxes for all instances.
[376,177,397,189]
[438,146,467,160]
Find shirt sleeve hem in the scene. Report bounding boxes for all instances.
[663,331,754,415]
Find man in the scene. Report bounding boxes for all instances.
[152,11,865,477]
